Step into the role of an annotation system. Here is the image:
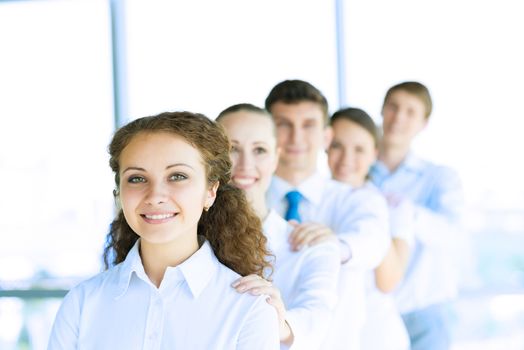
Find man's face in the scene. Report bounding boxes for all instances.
[382,90,428,147]
[270,101,331,174]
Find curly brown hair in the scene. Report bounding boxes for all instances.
[103,111,272,277]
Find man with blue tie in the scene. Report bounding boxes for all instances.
[370,81,464,350]
[265,79,390,349]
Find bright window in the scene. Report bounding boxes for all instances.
[0,0,114,347]
[124,0,339,121]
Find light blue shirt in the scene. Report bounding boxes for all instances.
[370,153,464,313]
[48,240,280,350]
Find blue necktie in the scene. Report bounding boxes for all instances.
[285,190,303,223]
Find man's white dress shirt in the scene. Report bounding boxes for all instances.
[267,173,390,350]
[263,210,340,350]
[48,240,280,350]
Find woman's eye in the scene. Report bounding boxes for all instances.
[231,145,240,153]
[329,142,341,149]
[169,173,188,181]
[254,147,267,155]
[128,176,146,184]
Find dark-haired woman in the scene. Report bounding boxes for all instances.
[328,107,411,350]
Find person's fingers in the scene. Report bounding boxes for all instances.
[309,233,337,246]
[235,280,271,293]
[296,229,329,249]
[287,224,303,242]
[248,285,279,297]
[288,223,321,246]
[290,224,329,250]
[231,274,261,287]
[232,275,271,292]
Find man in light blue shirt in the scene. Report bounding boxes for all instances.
[370,81,464,350]
[265,80,390,349]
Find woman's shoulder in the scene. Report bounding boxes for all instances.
[63,264,123,301]
[207,258,277,317]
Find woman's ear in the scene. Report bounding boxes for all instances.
[205,181,219,209]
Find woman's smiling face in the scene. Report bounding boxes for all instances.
[220,111,279,202]
[118,131,217,245]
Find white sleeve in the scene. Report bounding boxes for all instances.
[47,288,81,350]
[237,295,280,350]
[284,242,340,350]
[389,198,415,246]
[413,166,464,248]
[336,189,390,269]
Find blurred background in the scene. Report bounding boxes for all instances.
[0,0,523,349]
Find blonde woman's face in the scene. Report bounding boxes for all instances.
[118,132,217,245]
[219,111,279,202]
[328,119,377,188]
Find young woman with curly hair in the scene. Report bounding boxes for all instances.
[48,111,279,350]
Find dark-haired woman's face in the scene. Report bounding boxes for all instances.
[328,119,377,188]
[118,132,217,246]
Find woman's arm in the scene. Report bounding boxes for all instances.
[374,237,410,292]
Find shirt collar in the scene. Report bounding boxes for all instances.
[271,171,328,206]
[372,152,425,178]
[115,239,217,300]
[402,153,425,172]
[115,239,146,299]
[175,241,217,299]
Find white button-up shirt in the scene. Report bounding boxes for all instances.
[267,173,390,350]
[370,153,464,314]
[48,240,280,350]
[263,210,340,350]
